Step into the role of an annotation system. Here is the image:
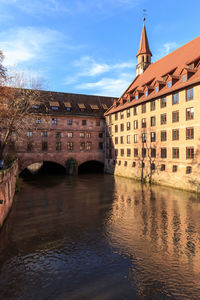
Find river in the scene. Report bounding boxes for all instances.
[0,173,200,299]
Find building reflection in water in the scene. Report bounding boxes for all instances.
[106,176,200,299]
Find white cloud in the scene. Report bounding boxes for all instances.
[0,27,65,67]
[154,42,178,61]
[64,56,136,85]
[75,73,134,97]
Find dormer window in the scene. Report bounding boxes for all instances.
[155,86,159,93]
[32,105,39,109]
[168,81,172,88]
[50,101,59,110]
[51,106,58,110]
[182,74,187,82]
[136,95,138,100]
[145,91,148,97]
[64,102,71,111]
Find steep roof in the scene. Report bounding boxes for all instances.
[106,35,200,115]
[136,22,152,57]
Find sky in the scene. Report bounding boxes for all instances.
[0,0,200,97]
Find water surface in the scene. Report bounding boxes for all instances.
[0,174,200,299]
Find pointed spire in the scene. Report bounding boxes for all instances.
[136,18,152,57]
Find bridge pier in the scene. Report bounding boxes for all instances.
[65,158,78,175]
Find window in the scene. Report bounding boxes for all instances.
[80,132,85,138]
[118,161,121,166]
[96,120,100,126]
[42,131,48,137]
[115,125,118,133]
[186,127,194,140]
[120,111,124,119]
[168,81,172,88]
[120,136,124,144]
[82,120,87,125]
[99,133,103,138]
[134,148,138,157]
[142,133,146,143]
[172,148,179,159]
[27,142,33,152]
[182,74,187,82]
[151,132,156,142]
[67,119,72,125]
[134,107,138,115]
[172,111,179,122]
[155,86,159,93]
[172,93,179,105]
[134,120,138,129]
[115,113,118,120]
[56,142,61,151]
[67,142,73,151]
[66,107,71,111]
[56,132,61,138]
[86,142,92,151]
[115,137,118,144]
[124,161,127,166]
[151,116,156,126]
[115,150,118,158]
[109,115,112,124]
[142,148,146,157]
[160,97,167,108]
[134,134,138,143]
[132,162,136,167]
[142,103,146,113]
[120,124,124,131]
[161,164,165,171]
[142,118,146,128]
[127,149,131,157]
[42,141,48,151]
[36,118,41,124]
[51,106,58,110]
[161,131,167,141]
[161,113,167,125]
[150,101,156,111]
[32,105,39,109]
[151,148,156,158]
[186,166,192,174]
[8,141,15,151]
[27,131,33,137]
[99,142,103,150]
[186,107,194,120]
[127,122,131,131]
[127,109,130,117]
[80,142,85,151]
[121,149,124,156]
[136,95,138,100]
[186,147,194,159]
[172,165,178,172]
[67,132,73,138]
[151,163,155,170]
[161,148,167,158]
[145,91,148,97]
[52,118,57,124]
[172,129,179,141]
[86,132,91,138]
[186,88,193,101]
[127,135,130,144]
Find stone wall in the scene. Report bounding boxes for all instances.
[0,160,18,228]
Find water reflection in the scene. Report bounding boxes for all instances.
[106,177,200,299]
[0,174,200,299]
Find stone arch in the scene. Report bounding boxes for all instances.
[78,160,104,174]
[19,159,66,175]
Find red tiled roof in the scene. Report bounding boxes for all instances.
[106,35,200,115]
[136,23,152,57]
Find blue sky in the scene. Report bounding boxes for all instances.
[0,0,200,97]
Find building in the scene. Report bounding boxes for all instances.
[3,90,116,174]
[105,19,200,192]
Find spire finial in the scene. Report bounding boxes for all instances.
[142,9,147,24]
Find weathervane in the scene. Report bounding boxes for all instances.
[142,9,147,23]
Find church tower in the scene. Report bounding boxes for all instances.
[136,18,152,76]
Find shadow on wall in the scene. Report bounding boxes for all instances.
[78,161,104,174]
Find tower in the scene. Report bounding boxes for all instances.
[136,18,152,76]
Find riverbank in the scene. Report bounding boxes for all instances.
[0,160,18,228]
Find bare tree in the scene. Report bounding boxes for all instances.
[0,53,45,167]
